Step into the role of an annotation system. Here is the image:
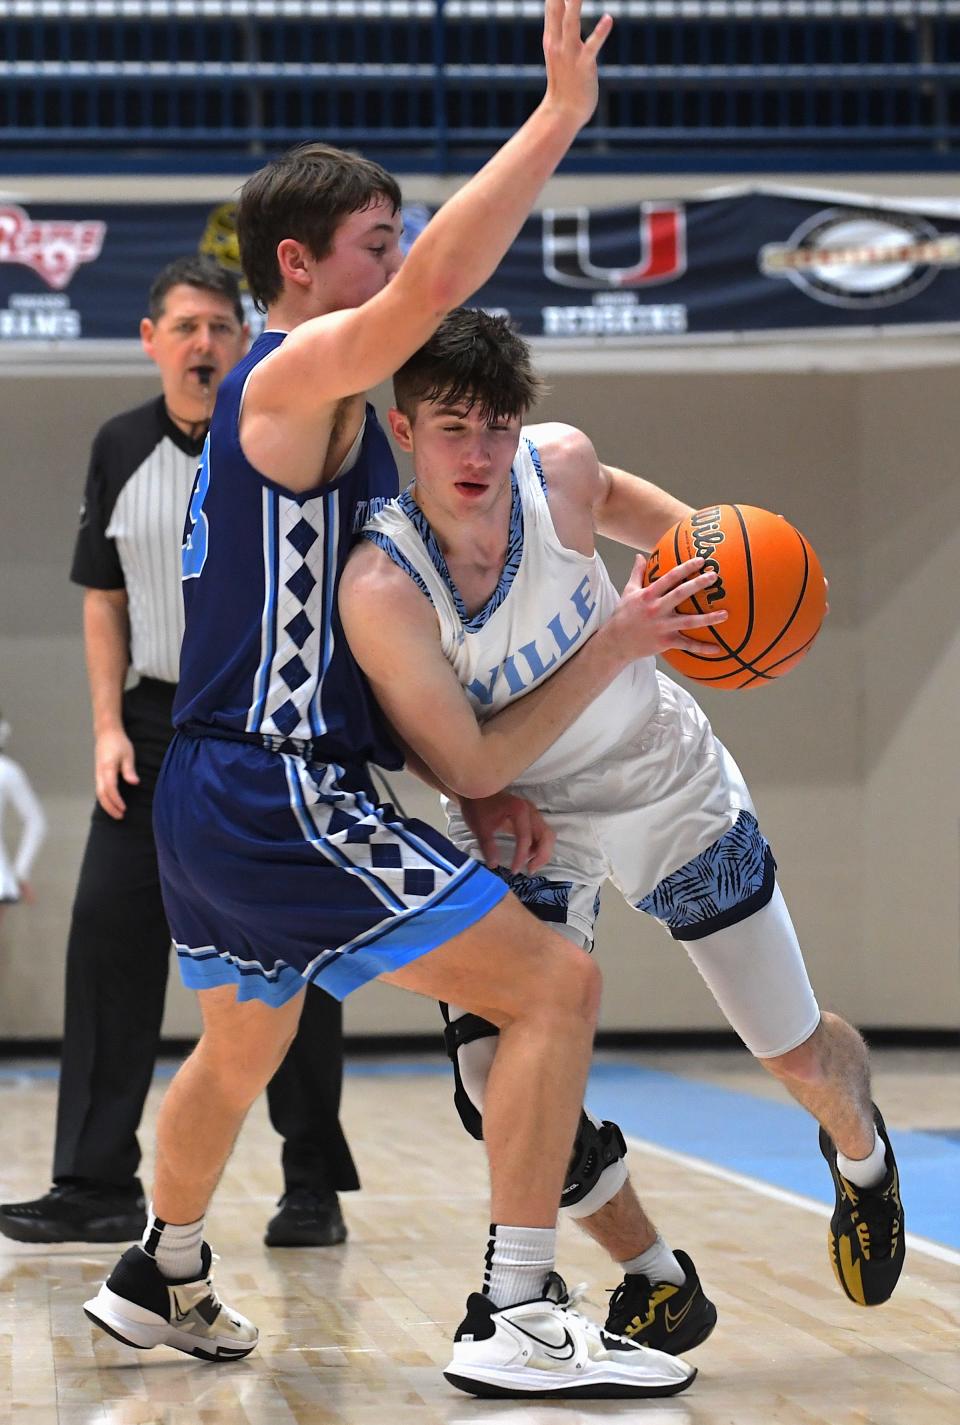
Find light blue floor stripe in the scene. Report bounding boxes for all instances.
[584,1063,960,1252]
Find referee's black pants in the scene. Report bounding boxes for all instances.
[53,677,360,1197]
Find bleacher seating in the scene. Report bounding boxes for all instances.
[1,1,957,170]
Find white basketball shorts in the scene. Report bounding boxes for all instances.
[445,673,820,1059]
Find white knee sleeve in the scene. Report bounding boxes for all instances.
[679,884,821,1058]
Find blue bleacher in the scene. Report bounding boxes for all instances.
[1,1,958,172]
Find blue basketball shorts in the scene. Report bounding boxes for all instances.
[154,731,508,1006]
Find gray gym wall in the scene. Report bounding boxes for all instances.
[1,172,958,1043]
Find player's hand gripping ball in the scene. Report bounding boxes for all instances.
[642,504,827,689]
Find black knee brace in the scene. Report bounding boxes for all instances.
[441,1004,497,1141]
[561,1113,628,1213]
[441,1006,628,1215]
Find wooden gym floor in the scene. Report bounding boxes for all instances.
[0,1046,957,1425]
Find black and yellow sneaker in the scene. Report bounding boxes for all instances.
[819,1104,905,1307]
[605,1250,717,1356]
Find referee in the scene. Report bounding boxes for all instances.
[0,257,359,1247]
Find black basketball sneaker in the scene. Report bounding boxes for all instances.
[605,1250,717,1355]
[84,1242,258,1361]
[0,1180,146,1244]
[819,1104,905,1306]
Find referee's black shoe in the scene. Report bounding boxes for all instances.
[0,1180,146,1244]
[605,1250,717,1356]
[264,1188,347,1247]
[819,1104,905,1306]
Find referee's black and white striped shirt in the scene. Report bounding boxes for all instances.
[71,396,206,684]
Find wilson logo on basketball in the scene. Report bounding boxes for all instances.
[543,204,686,290]
[643,504,827,690]
[689,507,727,605]
[0,204,106,291]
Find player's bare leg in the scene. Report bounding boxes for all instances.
[759,1011,874,1155]
[84,986,305,1360]
[442,975,716,1357]
[388,896,694,1398]
[386,895,600,1225]
[152,986,306,1223]
[576,1178,657,1261]
[760,1013,905,1305]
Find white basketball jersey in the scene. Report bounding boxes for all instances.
[362,434,659,783]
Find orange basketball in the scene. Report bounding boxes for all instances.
[642,504,827,689]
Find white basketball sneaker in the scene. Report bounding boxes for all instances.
[84,1242,258,1361]
[444,1272,697,1399]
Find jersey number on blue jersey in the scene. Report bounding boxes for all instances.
[182,439,211,580]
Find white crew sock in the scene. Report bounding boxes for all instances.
[619,1234,685,1286]
[141,1205,205,1280]
[482,1224,556,1309]
[836,1128,887,1190]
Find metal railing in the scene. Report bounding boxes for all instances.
[1,2,958,168]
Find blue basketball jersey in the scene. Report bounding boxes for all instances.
[174,330,402,769]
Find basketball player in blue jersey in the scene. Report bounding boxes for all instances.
[82,2,724,1400]
[344,309,906,1341]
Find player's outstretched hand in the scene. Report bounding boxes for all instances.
[613,553,729,659]
[542,0,614,129]
[459,791,557,875]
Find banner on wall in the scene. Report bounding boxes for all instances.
[1,186,960,342]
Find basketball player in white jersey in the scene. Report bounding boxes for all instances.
[344,308,906,1330]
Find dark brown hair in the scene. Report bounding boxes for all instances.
[236,142,402,311]
[393,308,542,423]
[148,255,244,325]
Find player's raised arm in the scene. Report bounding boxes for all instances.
[252,0,613,413]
